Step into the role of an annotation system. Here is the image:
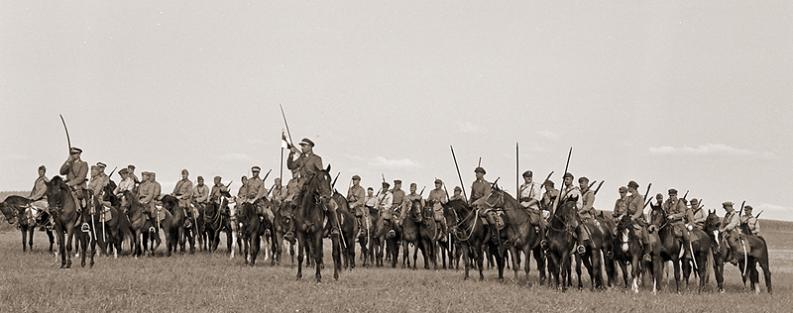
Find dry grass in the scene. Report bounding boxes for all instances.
[0,199,791,312]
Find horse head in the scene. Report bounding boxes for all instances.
[0,201,17,225]
[46,176,71,212]
[616,215,634,244]
[704,210,722,247]
[408,199,423,223]
[160,195,180,213]
[649,203,668,228]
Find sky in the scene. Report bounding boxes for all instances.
[2,1,792,220]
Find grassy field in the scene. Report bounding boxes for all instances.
[0,194,791,312]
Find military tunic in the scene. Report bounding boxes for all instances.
[193,184,210,204]
[173,178,194,207]
[427,188,447,220]
[138,181,157,213]
[245,176,266,202]
[88,173,109,199]
[347,185,366,214]
[613,198,628,217]
[741,214,760,235]
[376,189,394,219]
[580,189,595,220]
[287,151,323,179]
[519,182,542,210]
[469,179,490,203]
[210,184,228,202]
[60,159,88,189]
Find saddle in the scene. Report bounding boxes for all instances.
[525,208,542,226]
[480,214,505,231]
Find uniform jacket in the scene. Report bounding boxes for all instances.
[469,179,490,203]
[287,151,323,179]
[60,159,88,188]
[30,176,48,200]
[347,185,365,209]
[193,184,209,203]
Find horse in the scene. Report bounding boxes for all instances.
[160,195,189,256]
[123,190,160,257]
[400,199,425,269]
[418,203,440,270]
[373,213,401,268]
[649,205,712,293]
[705,210,772,294]
[331,191,358,271]
[438,203,461,270]
[294,165,340,282]
[0,195,55,254]
[474,187,544,284]
[92,180,134,258]
[271,201,296,265]
[236,200,266,266]
[186,202,205,253]
[447,198,490,281]
[545,197,578,290]
[45,176,87,268]
[572,212,612,291]
[614,215,644,292]
[203,196,232,254]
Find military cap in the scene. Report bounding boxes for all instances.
[118,168,129,175]
[543,180,555,187]
[689,198,699,204]
[38,165,46,171]
[352,175,361,181]
[522,170,533,178]
[69,147,83,154]
[197,176,204,181]
[90,165,98,171]
[618,186,628,193]
[251,166,261,172]
[410,182,417,187]
[563,172,574,179]
[454,186,462,192]
[299,138,315,147]
[96,162,107,169]
[393,180,402,185]
[722,201,734,207]
[668,188,678,195]
[475,167,486,174]
[181,169,189,175]
[744,205,753,212]
[434,178,443,184]
[578,176,589,183]
[367,187,374,191]
[127,164,136,169]
[214,176,222,181]
[382,181,390,188]
[628,181,639,189]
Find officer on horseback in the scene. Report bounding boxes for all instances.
[449,186,464,201]
[209,176,228,204]
[376,181,394,226]
[719,201,743,264]
[287,138,340,236]
[427,179,448,242]
[28,165,52,228]
[559,173,588,254]
[59,147,88,210]
[663,188,692,259]
[471,167,498,244]
[625,180,652,262]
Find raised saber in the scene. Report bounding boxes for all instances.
[450,145,468,203]
[59,114,72,151]
[515,142,519,200]
[552,147,573,214]
[279,105,295,148]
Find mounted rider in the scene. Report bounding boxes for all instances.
[519,171,545,245]
[173,169,195,217]
[741,205,760,236]
[400,182,422,223]
[270,178,285,204]
[471,167,498,244]
[137,172,159,221]
[449,186,464,201]
[719,201,743,264]
[114,168,135,211]
[558,173,588,254]
[376,181,394,226]
[541,180,559,212]
[391,180,406,219]
[612,186,628,219]
[287,138,340,236]
[688,198,706,228]
[625,180,651,262]
[427,179,448,242]
[209,176,229,204]
[347,175,367,239]
[193,176,210,206]
[28,165,52,227]
[59,147,88,210]
[663,188,692,259]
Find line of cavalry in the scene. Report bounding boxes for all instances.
[0,153,772,296]
[0,111,772,295]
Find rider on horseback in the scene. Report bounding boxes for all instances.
[559,173,588,254]
[59,147,88,211]
[28,165,53,228]
[138,172,160,223]
[720,201,744,265]
[663,188,693,259]
[427,179,448,242]
[741,205,760,236]
[519,171,545,246]
[625,180,652,262]
[471,167,498,245]
[287,138,340,236]
[347,175,367,239]
[376,181,395,228]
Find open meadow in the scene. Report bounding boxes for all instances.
[0,214,791,313]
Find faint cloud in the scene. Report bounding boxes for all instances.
[368,156,420,169]
[216,153,253,162]
[648,143,776,159]
[456,121,484,134]
[535,130,560,140]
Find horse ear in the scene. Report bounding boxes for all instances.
[326,164,331,173]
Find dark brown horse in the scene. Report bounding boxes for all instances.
[271,201,296,266]
[92,180,134,258]
[203,195,232,254]
[160,195,187,256]
[123,190,155,257]
[400,199,423,269]
[447,198,491,281]
[648,204,684,293]
[331,191,358,271]
[474,187,544,284]
[545,197,578,290]
[0,195,55,253]
[705,211,772,294]
[237,200,265,266]
[295,165,339,282]
[45,176,87,268]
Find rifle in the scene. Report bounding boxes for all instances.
[450,145,468,203]
[737,201,746,218]
[682,190,689,200]
[108,167,118,178]
[419,187,426,196]
[541,171,554,190]
[331,172,341,189]
[593,181,605,195]
[262,169,273,183]
[478,157,482,167]
[755,210,764,219]
[641,183,653,209]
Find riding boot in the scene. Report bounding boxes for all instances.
[577,226,591,255]
[439,219,448,242]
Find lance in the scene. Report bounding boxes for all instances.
[552,147,573,214]
[450,145,468,203]
[593,181,605,195]
[738,201,746,218]
[381,173,386,183]
[419,186,426,197]
[478,157,482,167]
[541,171,554,190]
[279,105,295,149]
[279,147,284,184]
[59,114,72,151]
[108,166,118,178]
[515,142,519,200]
[755,210,764,219]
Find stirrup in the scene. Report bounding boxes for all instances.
[80,223,90,233]
[577,245,586,255]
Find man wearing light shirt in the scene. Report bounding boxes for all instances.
[519,171,545,244]
[376,182,394,224]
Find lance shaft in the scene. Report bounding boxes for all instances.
[450,145,468,203]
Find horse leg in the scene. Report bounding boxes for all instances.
[20,228,27,252]
[673,257,681,294]
[296,231,305,280]
[631,254,641,293]
[47,229,55,254]
[495,245,505,282]
[759,256,772,294]
[65,226,74,268]
[618,260,629,288]
[56,225,67,268]
[477,245,485,281]
[314,231,324,283]
[748,258,759,294]
[80,230,88,267]
[574,253,584,290]
[250,234,260,266]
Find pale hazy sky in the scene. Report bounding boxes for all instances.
[2,1,792,220]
